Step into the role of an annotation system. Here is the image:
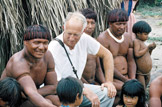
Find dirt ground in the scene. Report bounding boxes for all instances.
[135,6,162,81]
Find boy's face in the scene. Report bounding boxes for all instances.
[123,94,138,107]
[137,33,148,41]
[84,18,96,36]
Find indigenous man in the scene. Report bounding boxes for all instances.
[81,8,106,85]
[1,25,59,107]
[48,12,116,107]
[149,75,162,107]
[97,9,136,105]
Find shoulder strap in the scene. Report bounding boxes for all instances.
[54,38,79,79]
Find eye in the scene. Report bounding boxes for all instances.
[44,41,49,45]
[33,41,40,44]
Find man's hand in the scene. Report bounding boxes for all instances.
[83,87,100,107]
[101,82,116,98]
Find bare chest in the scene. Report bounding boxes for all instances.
[29,62,47,86]
[107,40,129,57]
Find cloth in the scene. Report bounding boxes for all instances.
[80,84,115,107]
[48,32,100,81]
[123,0,138,40]
[48,32,114,107]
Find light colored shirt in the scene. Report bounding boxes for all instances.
[48,32,100,81]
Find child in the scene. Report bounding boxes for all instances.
[133,21,156,89]
[0,77,22,107]
[57,76,84,107]
[118,79,146,107]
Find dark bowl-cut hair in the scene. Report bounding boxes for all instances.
[23,24,51,41]
[119,79,146,107]
[107,9,128,24]
[0,77,22,107]
[57,76,84,105]
[132,21,152,34]
[81,8,97,22]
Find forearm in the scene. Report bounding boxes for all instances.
[135,47,148,57]
[38,85,57,96]
[28,92,55,107]
[127,48,136,79]
[114,68,128,82]
[81,77,89,84]
[103,50,114,82]
[128,61,136,79]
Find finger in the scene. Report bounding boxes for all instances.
[100,84,104,91]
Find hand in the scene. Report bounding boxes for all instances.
[101,82,117,98]
[83,87,100,107]
[148,42,156,50]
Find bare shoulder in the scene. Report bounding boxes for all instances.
[44,50,55,72]
[97,30,109,47]
[4,51,30,79]
[124,32,133,48]
[44,50,53,60]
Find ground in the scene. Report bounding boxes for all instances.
[135,5,162,82]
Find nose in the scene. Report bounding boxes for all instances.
[69,34,75,41]
[87,23,92,28]
[127,98,132,102]
[38,43,44,49]
[120,24,125,29]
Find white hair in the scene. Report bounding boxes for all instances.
[64,12,87,32]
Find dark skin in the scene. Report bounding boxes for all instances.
[1,39,60,107]
[82,55,106,85]
[134,32,156,89]
[97,22,136,90]
[97,21,136,105]
[149,76,162,107]
[82,18,106,85]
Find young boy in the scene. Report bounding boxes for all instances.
[57,76,84,107]
[0,77,22,107]
[133,21,156,89]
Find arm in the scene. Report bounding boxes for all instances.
[95,57,106,84]
[38,51,58,96]
[148,42,156,55]
[134,40,148,58]
[81,77,89,84]
[96,45,116,98]
[127,48,136,79]
[96,45,114,82]
[18,75,55,107]
[114,68,128,82]
[83,87,100,107]
[149,77,162,107]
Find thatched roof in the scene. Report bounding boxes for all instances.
[0,0,122,74]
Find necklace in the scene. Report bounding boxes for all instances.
[107,29,124,43]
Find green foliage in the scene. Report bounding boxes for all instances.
[155,0,162,5]
[148,37,162,42]
[137,4,162,17]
